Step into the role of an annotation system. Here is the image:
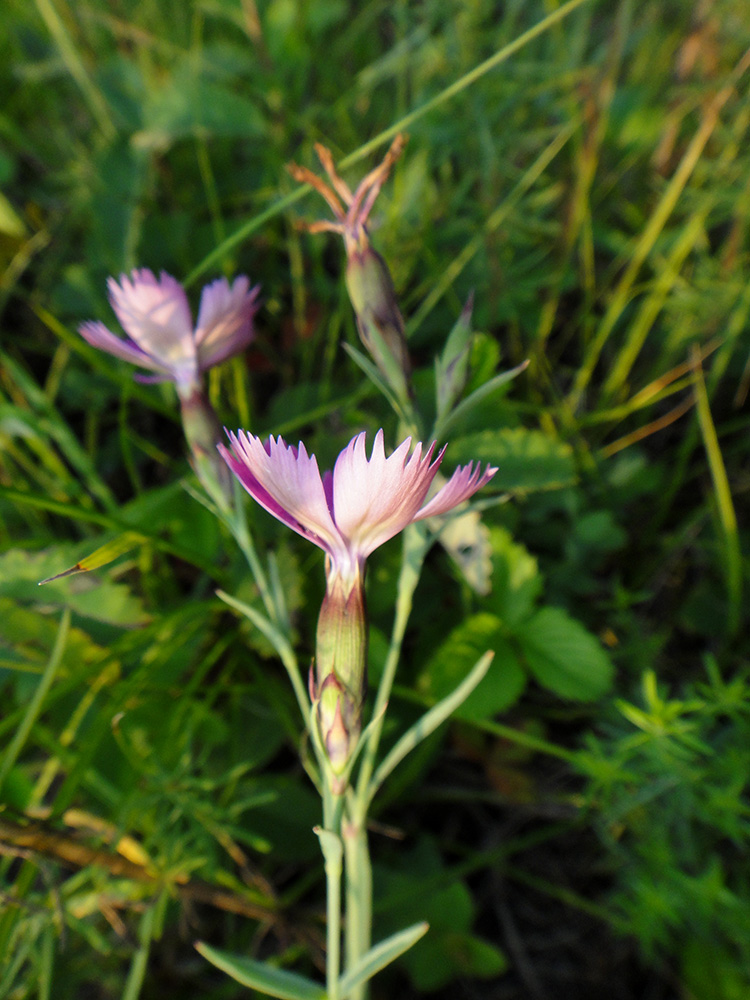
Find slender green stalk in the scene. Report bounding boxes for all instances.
[320,794,345,1000]
[34,0,115,140]
[196,136,226,247]
[355,524,429,805]
[342,817,372,1000]
[0,608,69,793]
[337,525,429,999]
[122,898,159,1000]
[226,503,277,621]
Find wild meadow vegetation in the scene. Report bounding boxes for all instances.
[2,0,750,997]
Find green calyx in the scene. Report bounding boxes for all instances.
[313,575,368,774]
[345,244,412,406]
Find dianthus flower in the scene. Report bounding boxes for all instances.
[79,269,260,504]
[79,269,260,394]
[219,428,496,772]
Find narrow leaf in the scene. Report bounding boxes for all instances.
[434,361,528,439]
[216,589,309,724]
[216,589,294,666]
[435,294,473,421]
[692,347,741,635]
[338,922,429,997]
[368,651,493,803]
[341,343,413,428]
[195,942,327,1000]
[39,533,144,584]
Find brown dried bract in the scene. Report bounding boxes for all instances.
[287,134,407,252]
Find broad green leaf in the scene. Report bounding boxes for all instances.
[0,600,105,688]
[417,615,526,721]
[407,930,507,990]
[490,527,543,627]
[246,776,320,863]
[136,70,264,150]
[375,840,507,992]
[449,428,576,493]
[518,607,614,701]
[337,922,429,997]
[195,942,327,1000]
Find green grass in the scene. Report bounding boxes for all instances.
[2,1,750,997]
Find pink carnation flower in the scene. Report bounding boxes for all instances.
[219,428,496,590]
[79,269,260,394]
[220,428,496,773]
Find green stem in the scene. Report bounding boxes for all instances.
[320,792,345,1000]
[227,502,277,622]
[339,525,429,998]
[342,814,372,1000]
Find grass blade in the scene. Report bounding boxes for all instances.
[691,348,742,636]
[0,608,70,794]
[569,45,750,410]
[186,0,592,284]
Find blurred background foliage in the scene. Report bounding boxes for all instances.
[1,0,750,997]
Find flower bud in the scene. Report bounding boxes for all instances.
[345,242,412,405]
[311,569,368,776]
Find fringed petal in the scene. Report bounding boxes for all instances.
[415,461,498,520]
[107,269,198,386]
[332,430,444,557]
[195,276,260,370]
[78,321,169,374]
[219,430,344,559]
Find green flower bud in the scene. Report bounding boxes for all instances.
[345,243,412,405]
[312,570,368,776]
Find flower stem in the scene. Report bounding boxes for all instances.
[228,501,277,622]
[320,792,345,1000]
[342,813,372,1000]
[340,524,429,999]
